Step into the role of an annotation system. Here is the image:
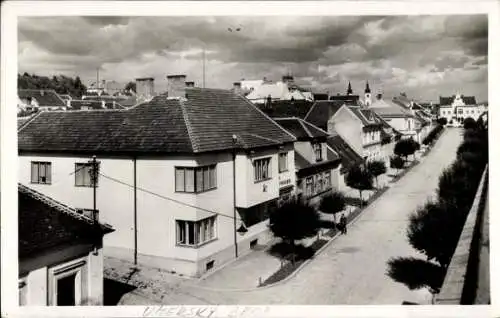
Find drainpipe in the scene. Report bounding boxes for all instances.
[232,135,239,258]
[133,156,138,265]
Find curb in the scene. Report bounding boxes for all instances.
[181,184,393,293]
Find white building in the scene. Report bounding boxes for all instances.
[244,75,314,104]
[18,74,297,277]
[18,184,113,306]
[18,89,67,113]
[439,93,486,126]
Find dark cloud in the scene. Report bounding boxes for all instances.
[18,15,489,101]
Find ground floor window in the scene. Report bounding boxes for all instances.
[239,200,277,227]
[48,259,87,306]
[176,216,217,247]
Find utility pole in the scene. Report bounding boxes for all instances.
[96,67,99,90]
[202,48,206,88]
[88,155,99,224]
[232,135,238,258]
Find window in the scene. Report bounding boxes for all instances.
[371,132,375,141]
[31,161,51,184]
[176,216,217,247]
[175,165,216,193]
[313,143,323,161]
[278,153,288,173]
[75,163,99,187]
[49,259,86,306]
[324,171,332,190]
[253,157,271,182]
[305,177,314,197]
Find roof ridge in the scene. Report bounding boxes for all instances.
[244,133,282,144]
[298,118,313,138]
[178,98,197,152]
[237,95,297,143]
[303,101,317,121]
[303,119,329,135]
[17,111,44,133]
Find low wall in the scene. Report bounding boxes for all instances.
[435,165,488,304]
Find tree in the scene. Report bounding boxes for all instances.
[269,200,320,250]
[366,160,387,188]
[125,81,137,93]
[387,257,446,295]
[390,156,405,173]
[345,165,373,205]
[319,191,346,224]
[463,117,476,130]
[394,138,418,162]
[437,117,447,126]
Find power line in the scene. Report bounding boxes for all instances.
[98,171,242,222]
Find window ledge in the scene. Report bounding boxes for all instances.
[175,187,218,194]
[176,238,218,249]
[31,182,52,185]
[279,169,289,173]
[254,177,272,184]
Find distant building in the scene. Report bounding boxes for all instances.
[245,75,314,104]
[328,81,362,106]
[18,184,113,306]
[274,118,341,207]
[439,93,485,126]
[18,89,67,112]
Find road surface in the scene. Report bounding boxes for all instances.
[124,128,464,305]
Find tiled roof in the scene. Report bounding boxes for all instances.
[370,98,414,118]
[19,88,296,154]
[329,94,360,105]
[348,107,382,126]
[274,117,328,141]
[17,117,32,129]
[257,100,313,119]
[294,150,340,174]
[18,89,66,107]
[326,134,364,173]
[18,184,113,259]
[117,96,139,108]
[304,100,344,130]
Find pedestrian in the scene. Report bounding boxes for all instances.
[340,214,347,235]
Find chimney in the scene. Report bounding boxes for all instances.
[233,81,242,95]
[136,77,155,101]
[185,81,195,88]
[167,74,187,98]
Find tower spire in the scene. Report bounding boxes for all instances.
[347,81,353,95]
[365,81,371,94]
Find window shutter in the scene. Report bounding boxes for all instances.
[196,168,203,192]
[31,162,39,183]
[185,168,195,192]
[203,167,210,191]
[175,168,185,192]
[45,163,52,184]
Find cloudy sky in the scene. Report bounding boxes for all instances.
[18,15,488,102]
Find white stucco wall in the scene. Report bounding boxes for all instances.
[328,108,363,155]
[19,147,291,276]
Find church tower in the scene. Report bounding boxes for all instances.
[347,81,353,95]
[364,81,372,107]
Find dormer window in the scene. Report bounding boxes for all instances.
[313,143,323,162]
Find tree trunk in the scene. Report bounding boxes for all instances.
[375,176,379,188]
[359,190,363,206]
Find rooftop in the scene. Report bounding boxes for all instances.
[326,134,364,174]
[274,117,328,141]
[18,88,296,155]
[18,89,66,108]
[18,183,113,260]
[303,100,345,130]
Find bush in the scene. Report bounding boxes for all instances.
[319,191,346,223]
[387,257,446,294]
[366,160,387,188]
[422,125,443,145]
[390,156,405,171]
[394,138,419,161]
[463,117,477,130]
[269,200,320,247]
[345,165,373,205]
[437,117,448,126]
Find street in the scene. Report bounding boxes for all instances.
[121,128,463,305]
